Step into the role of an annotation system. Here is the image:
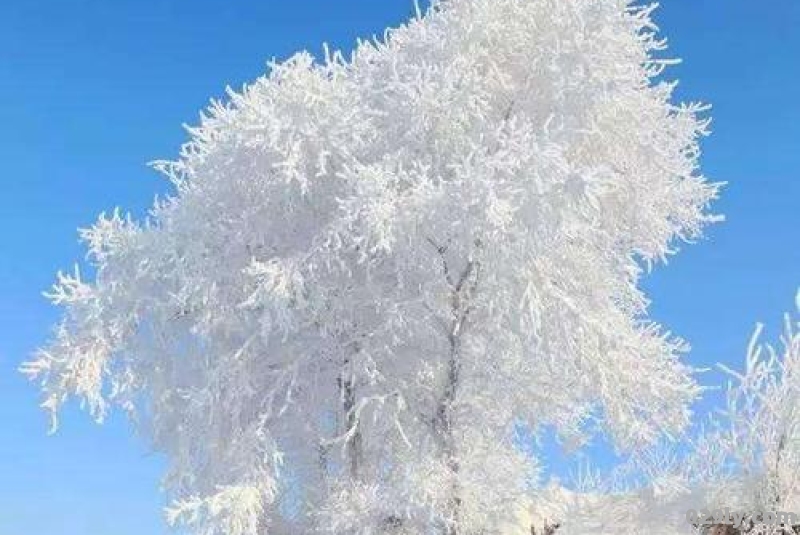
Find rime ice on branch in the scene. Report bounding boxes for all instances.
[24,0,718,533]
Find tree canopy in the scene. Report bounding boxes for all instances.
[24,1,720,533]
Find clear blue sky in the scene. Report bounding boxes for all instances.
[0,1,797,533]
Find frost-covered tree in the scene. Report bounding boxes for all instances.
[714,293,800,519]
[23,0,718,533]
[538,292,800,535]
[687,292,800,534]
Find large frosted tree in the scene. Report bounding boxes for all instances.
[24,0,718,533]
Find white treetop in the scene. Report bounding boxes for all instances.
[24,0,718,533]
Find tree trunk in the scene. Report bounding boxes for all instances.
[339,350,363,482]
[437,328,462,535]
[428,237,480,535]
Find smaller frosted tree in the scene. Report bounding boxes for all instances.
[710,291,800,524]
[540,291,800,535]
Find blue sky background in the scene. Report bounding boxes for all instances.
[0,1,798,533]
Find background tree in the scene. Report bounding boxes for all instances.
[24,0,718,533]
[538,291,800,535]
[691,292,800,534]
